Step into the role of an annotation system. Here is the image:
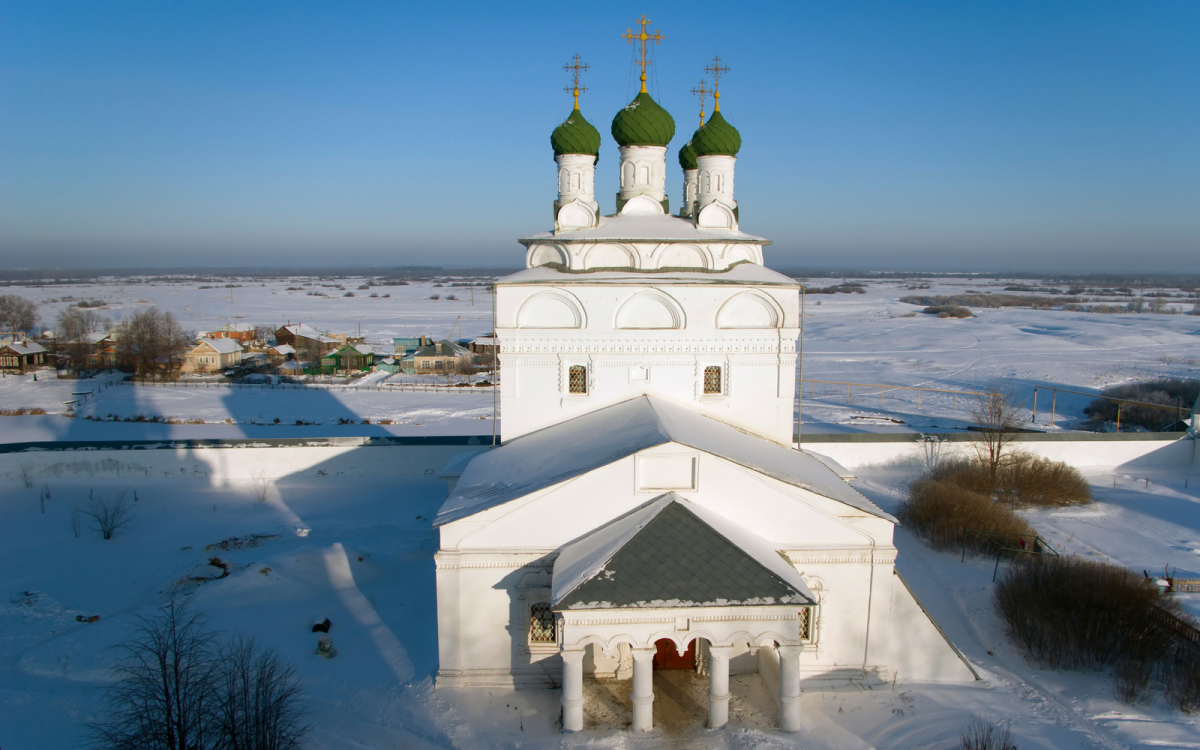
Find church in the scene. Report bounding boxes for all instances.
[434,18,974,734]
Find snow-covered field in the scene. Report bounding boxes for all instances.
[2,273,1197,439]
[3,464,1200,749]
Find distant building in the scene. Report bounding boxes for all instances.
[374,357,401,374]
[0,339,48,373]
[469,335,497,357]
[275,324,340,360]
[84,332,119,369]
[410,340,472,374]
[206,323,257,342]
[181,339,244,374]
[320,343,375,374]
[393,336,432,356]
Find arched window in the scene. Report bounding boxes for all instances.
[703,366,722,395]
[568,365,587,394]
[529,602,555,643]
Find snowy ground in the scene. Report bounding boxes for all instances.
[3,463,1200,749]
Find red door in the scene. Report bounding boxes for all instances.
[653,638,695,670]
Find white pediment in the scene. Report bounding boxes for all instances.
[516,290,585,329]
[556,199,599,232]
[615,291,684,329]
[716,291,782,329]
[697,200,737,230]
[619,194,666,216]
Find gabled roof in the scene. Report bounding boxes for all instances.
[280,323,323,340]
[414,340,470,358]
[215,323,255,333]
[353,343,374,355]
[435,396,894,526]
[2,341,46,356]
[196,339,243,355]
[553,495,815,610]
[272,344,295,355]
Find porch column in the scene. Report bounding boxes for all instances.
[707,645,734,729]
[777,645,802,732]
[561,649,585,733]
[630,647,655,731]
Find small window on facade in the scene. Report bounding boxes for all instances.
[530,602,555,643]
[568,365,587,394]
[703,366,722,395]
[799,607,813,641]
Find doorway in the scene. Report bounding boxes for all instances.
[653,638,695,670]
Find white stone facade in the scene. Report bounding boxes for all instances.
[618,145,667,205]
[681,167,698,217]
[554,153,599,232]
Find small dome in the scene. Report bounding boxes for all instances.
[678,139,698,170]
[551,107,601,162]
[691,110,741,157]
[611,91,676,148]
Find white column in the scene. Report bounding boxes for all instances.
[681,168,698,216]
[561,649,585,733]
[777,645,802,732]
[630,648,655,732]
[707,645,734,729]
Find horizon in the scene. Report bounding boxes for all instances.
[2,2,1198,271]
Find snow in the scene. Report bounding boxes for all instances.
[198,338,244,354]
[520,212,768,243]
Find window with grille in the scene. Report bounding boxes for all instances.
[529,602,556,643]
[568,365,587,394]
[703,366,722,395]
[799,607,813,640]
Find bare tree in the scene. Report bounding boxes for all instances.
[969,388,1025,485]
[56,307,109,372]
[0,293,38,333]
[253,324,275,344]
[250,467,272,502]
[88,595,220,750]
[214,635,308,750]
[115,308,194,380]
[86,490,135,539]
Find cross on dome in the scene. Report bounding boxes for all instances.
[563,54,589,110]
[704,56,730,111]
[690,79,712,126]
[621,14,665,94]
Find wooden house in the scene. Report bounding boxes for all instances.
[320,343,375,374]
[0,339,48,373]
[206,323,257,342]
[181,338,244,374]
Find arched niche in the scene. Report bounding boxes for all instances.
[716,291,782,329]
[697,201,736,230]
[583,243,635,269]
[657,244,708,270]
[615,290,684,330]
[516,290,585,329]
[724,245,756,266]
[528,243,569,268]
[619,194,665,216]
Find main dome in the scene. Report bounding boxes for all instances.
[691,110,741,157]
[551,107,602,162]
[611,91,676,148]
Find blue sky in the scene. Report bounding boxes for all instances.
[1,1,1197,271]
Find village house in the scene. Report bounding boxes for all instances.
[181,338,244,374]
[274,323,340,361]
[407,340,472,374]
[392,336,431,356]
[374,357,401,374]
[319,343,375,374]
[205,322,257,342]
[83,332,119,370]
[0,339,49,374]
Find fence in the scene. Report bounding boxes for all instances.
[961,528,1059,581]
[1147,601,1200,653]
[1032,386,1195,430]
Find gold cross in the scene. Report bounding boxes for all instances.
[704,56,731,111]
[690,79,712,126]
[563,54,590,109]
[621,15,665,94]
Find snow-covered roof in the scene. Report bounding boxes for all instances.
[520,213,769,245]
[281,323,324,340]
[85,332,113,344]
[278,361,304,371]
[2,341,46,356]
[272,344,295,355]
[376,357,396,366]
[353,343,374,355]
[435,396,894,526]
[552,494,816,610]
[471,337,497,346]
[318,335,339,344]
[197,339,243,355]
[496,263,799,288]
[414,340,471,358]
[216,323,255,333]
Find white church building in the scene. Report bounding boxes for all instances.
[434,28,974,734]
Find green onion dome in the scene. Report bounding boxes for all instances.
[551,106,602,162]
[611,91,675,148]
[691,110,741,157]
[678,139,698,170]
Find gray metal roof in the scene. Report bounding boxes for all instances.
[434,396,894,526]
[553,495,816,610]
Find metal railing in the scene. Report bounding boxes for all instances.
[121,380,492,394]
[1032,386,1195,430]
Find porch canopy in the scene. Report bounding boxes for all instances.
[552,494,812,733]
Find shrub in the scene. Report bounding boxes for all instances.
[994,556,1179,671]
[1161,643,1200,713]
[85,490,134,540]
[924,305,973,318]
[898,478,1036,552]
[1084,379,1199,431]
[959,716,1017,750]
[927,455,1091,508]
